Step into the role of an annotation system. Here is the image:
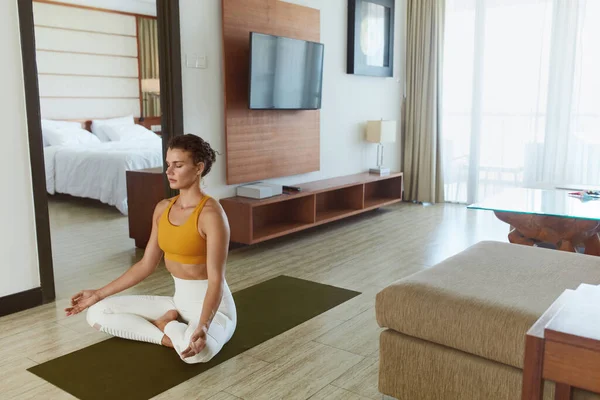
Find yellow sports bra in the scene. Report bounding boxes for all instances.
[158,195,210,264]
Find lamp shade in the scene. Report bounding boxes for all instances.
[366,120,397,143]
[141,79,160,94]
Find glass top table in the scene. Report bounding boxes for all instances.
[468,188,600,221]
[468,188,600,255]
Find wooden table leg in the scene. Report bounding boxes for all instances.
[509,228,537,247]
[557,240,576,253]
[522,335,545,400]
[554,383,572,400]
[584,234,600,256]
[495,211,600,256]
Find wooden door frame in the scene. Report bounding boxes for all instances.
[7,0,183,315]
[156,0,184,198]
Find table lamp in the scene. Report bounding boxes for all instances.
[140,79,160,121]
[366,119,396,175]
[141,79,160,96]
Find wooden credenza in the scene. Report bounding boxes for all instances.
[126,167,165,248]
[220,172,403,245]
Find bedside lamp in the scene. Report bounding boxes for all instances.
[141,79,160,96]
[366,119,397,175]
[140,79,160,121]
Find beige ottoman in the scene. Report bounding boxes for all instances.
[376,241,600,400]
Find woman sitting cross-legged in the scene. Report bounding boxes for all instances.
[65,134,236,364]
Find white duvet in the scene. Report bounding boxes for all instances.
[44,145,59,195]
[43,136,163,215]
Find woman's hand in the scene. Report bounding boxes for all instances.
[181,325,208,359]
[65,289,101,316]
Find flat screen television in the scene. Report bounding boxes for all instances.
[248,32,324,110]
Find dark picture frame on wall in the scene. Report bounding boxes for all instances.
[347,0,395,77]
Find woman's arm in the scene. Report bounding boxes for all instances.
[197,199,230,330]
[181,200,230,358]
[67,200,169,316]
[95,200,169,300]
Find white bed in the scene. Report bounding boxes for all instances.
[43,130,163,215]
[44,145,59,195]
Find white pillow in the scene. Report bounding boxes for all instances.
[91,115,135,142]
[43,126,101,147]
[41,119,83,146]
[103,124,156,142]
[41,119,82,130]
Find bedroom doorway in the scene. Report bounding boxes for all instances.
[18,0,184,304]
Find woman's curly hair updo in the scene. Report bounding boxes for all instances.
[168,134,218,177]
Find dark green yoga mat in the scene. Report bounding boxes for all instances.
[28,275,360,400]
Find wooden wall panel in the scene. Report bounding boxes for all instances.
[40,98,140,119]
[34,27,138,57]
[38,75,139,98]
[33,1,143,119]
[32,1,137,35]
[36,51,139,77]
[222,0,321,185]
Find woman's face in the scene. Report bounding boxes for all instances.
[165,148,204,190]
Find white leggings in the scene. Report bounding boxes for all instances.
[86,276,236,364]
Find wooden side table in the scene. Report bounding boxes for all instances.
[126,167,165,248]
[522,284,600,400]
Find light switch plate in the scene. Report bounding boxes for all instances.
[185,53,207,69]
[196,55,207,68]
[150,125,161,132]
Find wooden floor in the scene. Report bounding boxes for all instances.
[0,196,509,399]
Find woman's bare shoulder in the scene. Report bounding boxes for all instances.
[154,198,173,220]
[199,197,229,226]
[203,197,224,213]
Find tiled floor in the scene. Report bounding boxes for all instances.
[0,196,509,399]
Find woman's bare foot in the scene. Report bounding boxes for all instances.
[153,310,179,348]
[153,310,179,331]
[161,335,174,348]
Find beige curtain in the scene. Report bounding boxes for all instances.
[138,17,161,117]
[402,0,445,203]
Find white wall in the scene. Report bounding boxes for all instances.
[180,0,405,199]
[44,0,156,17]
[0,0,40,297]
[0,0,403,296]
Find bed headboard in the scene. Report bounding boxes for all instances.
[63,117,162,133]
[135,117,162,131]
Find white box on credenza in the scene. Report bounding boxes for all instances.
[369,167,391,176]
[236,182,283,199]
